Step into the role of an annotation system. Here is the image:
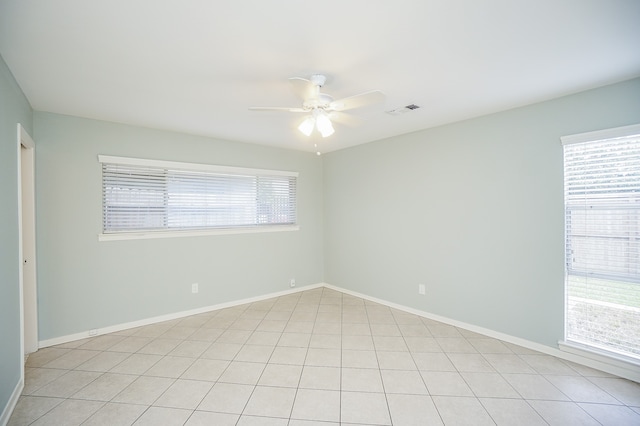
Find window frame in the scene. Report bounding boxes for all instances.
[98,155,299,241]
[560,123,640,363]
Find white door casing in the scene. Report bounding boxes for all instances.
[18,123,38,359]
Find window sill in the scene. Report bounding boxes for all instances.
[558,340,640,375]
[98,225,299,241]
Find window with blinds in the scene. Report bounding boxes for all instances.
[562,124,640,360]
[100,156,297,237]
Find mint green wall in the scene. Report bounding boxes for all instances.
[0,55,33,416]
[34,113,324,340]
[323,78,640,348]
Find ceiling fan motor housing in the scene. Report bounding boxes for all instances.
[303,93,334,110]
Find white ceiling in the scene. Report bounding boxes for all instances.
[1,1,639,153]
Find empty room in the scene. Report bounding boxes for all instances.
[1,1,640,425]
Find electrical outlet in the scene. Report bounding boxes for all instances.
[289,278,296,288]
[418,284,426,295]
[191,283,199,294]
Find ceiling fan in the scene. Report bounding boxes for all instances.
[249,74,385,138]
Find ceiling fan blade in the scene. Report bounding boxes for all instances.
[329,111,362,127]
[248,106,307,113]
[330,90,385,111]
[289,77,318,101]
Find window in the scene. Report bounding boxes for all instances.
[99,155,297,240]
[562,124,640,360]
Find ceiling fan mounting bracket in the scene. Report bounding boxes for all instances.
[310,74,327,87]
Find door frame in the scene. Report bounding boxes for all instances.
[17,123,38,363]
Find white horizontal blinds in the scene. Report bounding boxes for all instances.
[102,158,297,233]
[256,175,297,225]
[166,170,258,229]
[103,164,167,231]
[563,131,640,358]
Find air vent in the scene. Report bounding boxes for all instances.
[386,104,421,115]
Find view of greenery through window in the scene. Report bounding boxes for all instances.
[566,275,640,357]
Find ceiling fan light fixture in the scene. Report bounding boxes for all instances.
[298,116,315,136]
[316,113,334,137]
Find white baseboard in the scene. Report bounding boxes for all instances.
[39,283,324,348]
[0,377,23,426]
[324,283,640,383]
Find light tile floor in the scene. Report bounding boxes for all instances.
[9,287,640,425]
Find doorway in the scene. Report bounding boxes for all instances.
[18,123,38,359]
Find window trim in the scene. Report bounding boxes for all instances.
[98,155,299,241]
[98,224,299,241]
[560,123,640,146]
[560,122,640,361]
[98,155,299,178]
